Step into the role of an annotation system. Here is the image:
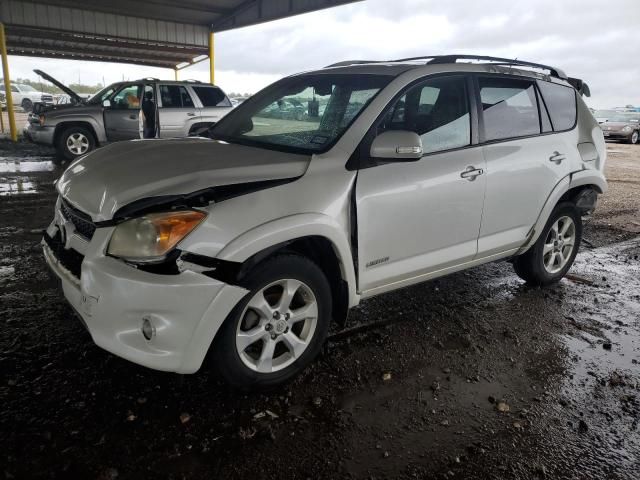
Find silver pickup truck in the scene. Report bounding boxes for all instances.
[27,70,233,162]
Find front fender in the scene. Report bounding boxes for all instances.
[216,213,359,307]
[53,115,107,143]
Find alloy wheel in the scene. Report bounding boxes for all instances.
[542,216,576,274]
[66,133,90,155]
[235,279,318,373]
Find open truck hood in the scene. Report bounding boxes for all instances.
[34,69,82,104]
[56,138,310,222]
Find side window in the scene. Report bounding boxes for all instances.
[111,85,142,109]
[159,85,195,108]
[379,76,471,154]
[193,86,232,107]
[479,77,540,141]
[11,85,19,93]
[537,81,577,131]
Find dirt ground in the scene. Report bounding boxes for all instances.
[0,140,639,480]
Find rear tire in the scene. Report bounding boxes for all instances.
[513,202,582,286]
[56,126,95,161]
[212,254,332,390]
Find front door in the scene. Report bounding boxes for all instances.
[103,84,143,141]
[355,75,486,294]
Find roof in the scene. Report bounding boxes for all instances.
[0,0,361,69]
[323,55,568,79]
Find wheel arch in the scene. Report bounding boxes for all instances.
[216,214,359,315]
[53,121,100,147]
[518,172,606,254]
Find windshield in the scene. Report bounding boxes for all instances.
[87,84,120,104]
[609,115,638,123]
[211,74,392,154]
[594,110,617,118]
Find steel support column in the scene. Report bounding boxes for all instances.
[209,31,215,85]
[0,23,17,141]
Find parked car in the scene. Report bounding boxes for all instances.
[42,55,606,389]
[600,113,640,144]
[27,69,233,161]
[54,93,93,105]
[0,83,53,112]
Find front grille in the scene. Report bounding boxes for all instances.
[43,231,84,279]
[41,95,53,102]
[60,199,96,240]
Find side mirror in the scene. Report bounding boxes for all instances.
[102,100,111,108]
[370,130,423,161]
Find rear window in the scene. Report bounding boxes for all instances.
[537,81,577,131]
[193,86,231,107]
[479,77,540,141]
[159,85,194,108]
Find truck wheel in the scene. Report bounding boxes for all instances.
[513,202,582,286]
[213,254,332,390]
[57,126,95,161]
[21,98,33,112]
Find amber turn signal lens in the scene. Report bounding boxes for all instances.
[151,211,206,253]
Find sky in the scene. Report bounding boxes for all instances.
[6,0,640,108]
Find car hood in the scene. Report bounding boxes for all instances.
[57,138,310,222]
[34,69,82,103]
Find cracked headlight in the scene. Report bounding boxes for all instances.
[107,210,206,263]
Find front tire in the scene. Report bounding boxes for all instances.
[513,202,582,286]
[630,130,639,145]
[56,126,95,161]
[213,254,332,390]
[21,98,33,112]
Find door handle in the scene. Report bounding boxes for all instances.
[549,151,566,164]
[187,112,196,117]
[460,166,484,181]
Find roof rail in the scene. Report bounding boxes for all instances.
[324,60,385,68]
[325,55,568,80]
[397,55,567,80]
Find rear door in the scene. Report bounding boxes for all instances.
[476,75,576,257]
[191,85,233,126]
[157,84,198,138]
[103,84,143,141]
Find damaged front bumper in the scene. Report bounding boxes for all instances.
[42,217,248,374]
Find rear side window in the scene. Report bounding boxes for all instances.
[379,75,471,154]
[159,85,195,108]
[537,81,577,131]
[479,77,540,141]
[193,86,232,107]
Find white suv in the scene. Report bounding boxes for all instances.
[43,55,606,389]
[0,83,53,111]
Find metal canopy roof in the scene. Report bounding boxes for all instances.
[0,0,360,69]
